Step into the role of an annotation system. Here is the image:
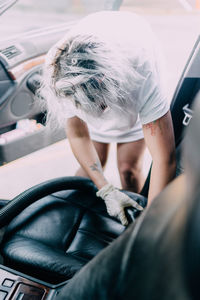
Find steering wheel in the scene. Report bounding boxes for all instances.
[0,177,97,228]
[0,176,146,228]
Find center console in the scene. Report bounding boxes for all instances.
[0,265,67,300]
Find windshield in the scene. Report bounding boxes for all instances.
[0,0,122,40]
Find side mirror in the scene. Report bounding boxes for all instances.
[0,0,17,16]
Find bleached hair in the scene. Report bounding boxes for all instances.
[38,32,148,128]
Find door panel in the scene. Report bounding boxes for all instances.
[170,36,200,147]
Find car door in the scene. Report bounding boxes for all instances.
[0,0,123,165]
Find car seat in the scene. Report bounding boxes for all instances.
[0,178,146,284]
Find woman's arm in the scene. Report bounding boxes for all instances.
[142,111,176,204]
[66,116,108,189]
[66,116,143,225]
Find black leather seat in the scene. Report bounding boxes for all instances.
[55,175,188,300]
[0,186,146,284]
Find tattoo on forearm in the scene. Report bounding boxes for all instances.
[90,160,103,173]
[89,160,107,184]
[144,119,163,136]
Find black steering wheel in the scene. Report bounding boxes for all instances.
[0,176,146,228]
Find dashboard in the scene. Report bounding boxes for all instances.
[0,23,73,130]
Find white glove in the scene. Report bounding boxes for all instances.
[96,183,143,226]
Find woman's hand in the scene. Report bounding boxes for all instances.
[97,183,143,226]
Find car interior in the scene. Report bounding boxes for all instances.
[0,1,200,299]
[0,21,74,165]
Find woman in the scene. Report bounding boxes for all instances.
[40,11,176,225]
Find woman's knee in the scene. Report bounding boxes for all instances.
[118,161,144,192]
[75,167,89,178]
[118,161,142,181]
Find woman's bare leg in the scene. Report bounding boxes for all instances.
[117,139,146,193]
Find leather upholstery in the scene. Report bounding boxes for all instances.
[56,175,192,300]
[1,188,146,284]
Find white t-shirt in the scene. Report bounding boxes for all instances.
[49,11,169,143]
